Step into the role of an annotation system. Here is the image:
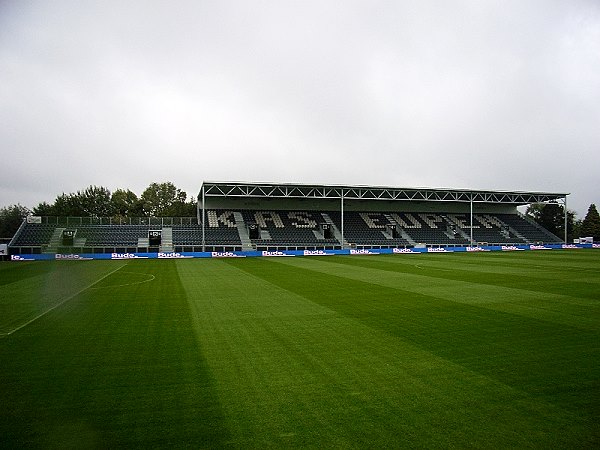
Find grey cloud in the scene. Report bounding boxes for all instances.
[1,0,599,215]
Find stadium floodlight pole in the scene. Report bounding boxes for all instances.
[202,185,205,252]
[470,197,474,246]
[341,190,344,248]
[564,195,568,243]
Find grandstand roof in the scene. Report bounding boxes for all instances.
[199,181,568,205]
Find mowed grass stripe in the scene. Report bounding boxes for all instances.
[336,251,600,299]
[0,261,127,334]
[179,258,596,447]
[277,254,600,331]
[0,260,228,448]
[229,257,600,427]
[3,263,125,337]
[405,251,600,279]
[0,260,60,287]
[354,251,600,327]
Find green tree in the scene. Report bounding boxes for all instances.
[32,201,55,216]
[32,186,113,217]
[77,185,113,217]
[184,197,198,217]
[580,204,600,240]
[52,193,85,216]
[170,196,197,217]
[572,218,582,240]
[526,202,575,241]
[539,203,564,237]
[33,195,81,216]
[565,210,577,242]
[111,189,142,217]
[140,182,189,216]
[525,203,544,223]
[0,204,31,238]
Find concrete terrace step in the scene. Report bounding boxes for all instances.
[160,227,174,252]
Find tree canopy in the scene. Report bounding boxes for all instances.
[111,189,142,217]
[0,204,31,238]
[525,202,576,241]
[29,182,196,219]
[31,188,110,217]
[140,182,194,217]
[580,204,600,239]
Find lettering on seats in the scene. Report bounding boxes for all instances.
[447,214,477,229]
[289,212,317,228]
[207,210,236,228]
[359,213,386,229]
[390,213,421,229]
[255,211,285,228]
[418,214,444,229]
[474,214,503,229]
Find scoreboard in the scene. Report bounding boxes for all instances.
[62,229,76,245]
[149,230,162,246]
[248,223,259,239]
[321,223,332,239]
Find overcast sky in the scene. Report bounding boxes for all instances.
[1,0,598,216]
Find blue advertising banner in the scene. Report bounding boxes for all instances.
[9,243,599,261]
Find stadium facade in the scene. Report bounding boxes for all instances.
[197,181,569,249]
[8,181,586,260]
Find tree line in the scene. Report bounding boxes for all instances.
[525,203,600,242]
[1,185,600,241]
[0,182,196,238]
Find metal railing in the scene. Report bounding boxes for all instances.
[35,216,198,226]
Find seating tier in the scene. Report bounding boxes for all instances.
[9,211,561,251]
[241,210,339,247]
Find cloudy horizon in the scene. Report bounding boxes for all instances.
[1,1,599,216]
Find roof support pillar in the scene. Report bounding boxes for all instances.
[564,195,568,243]
[202,185,205,252]
[470,198,474,246]
[341,191,345,248]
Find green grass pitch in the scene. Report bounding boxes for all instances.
[1,251,599,448]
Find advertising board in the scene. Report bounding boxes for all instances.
[7,243,599,261]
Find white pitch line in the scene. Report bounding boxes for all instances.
[88,272,155,289]
[3,263,126,337]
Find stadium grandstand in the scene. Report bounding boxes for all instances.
[8,182,568,256]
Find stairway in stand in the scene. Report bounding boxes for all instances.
[46,227,65,253]
[321,213,348,248]
[234,212,254,251]
[160,227,174,252]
